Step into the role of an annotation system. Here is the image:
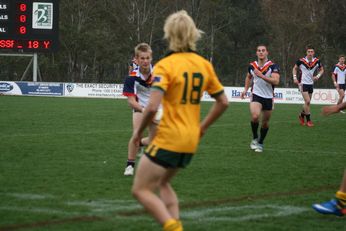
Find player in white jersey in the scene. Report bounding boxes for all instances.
[331,55,346,111]
[122,43,160,176]
[241,45,280,152]
[293,45,324,127]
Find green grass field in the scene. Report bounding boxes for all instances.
[0,95,345,231]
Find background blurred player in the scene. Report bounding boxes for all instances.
[241,45,280,152]
[292,45,324,126]
[331,55,346,113]
[130,10,228,231]
[122,43,159,176]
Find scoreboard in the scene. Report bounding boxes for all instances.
[0,0,59,52]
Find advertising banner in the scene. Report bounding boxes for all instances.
[64,83,125,99]
[0,81,63,96]
[202,87,339,105]
[0,81,340,105]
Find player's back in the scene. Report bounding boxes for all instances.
[152,52,224,153]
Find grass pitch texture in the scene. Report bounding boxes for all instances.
[0,96,345,230]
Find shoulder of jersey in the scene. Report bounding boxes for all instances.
[129,71,137,77]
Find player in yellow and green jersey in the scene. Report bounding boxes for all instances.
[129,10,229,231]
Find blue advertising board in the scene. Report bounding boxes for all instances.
[0,81,63,96]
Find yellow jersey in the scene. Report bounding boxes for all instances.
[151,52,224,153]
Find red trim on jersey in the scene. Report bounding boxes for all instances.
[300,58,319,69]
[129,71,137,77]
[336,64,346,71]
[250,61,273,74]
[123,92,136,97]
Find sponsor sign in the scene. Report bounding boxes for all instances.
[0,81,340,105]
[64,83,125,99]
[0,81,63,96]
[32,2,53,29]
[202,87,339,105]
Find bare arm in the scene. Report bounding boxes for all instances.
[313,66,324,81]
[292,64,299,85]
[200,92,229,137]
[132,90,162,140]
[241,73,252,99]
[322,102,346,116]
[331,73,338,88]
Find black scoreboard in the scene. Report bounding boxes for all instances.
[0,0,59,52]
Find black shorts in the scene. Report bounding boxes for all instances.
[302,84,314,94]
[338,84,346,91]
[145,146,193,169]
[251,94,273,111]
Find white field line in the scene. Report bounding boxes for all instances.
[0,129,132,139]
[0,206,79,216]
[198,144,341,155]
[0,192,55,200]
[66,200,141,213]
[0,193,309,223]
[181,204,309,222]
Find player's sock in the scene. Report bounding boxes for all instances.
[300,111,305,118]
[258,127,269,144]
[306,114,311,121]
[163,219,183,231]
[126,159,135,167]
[251,121,259,140]
[336,191,346,209]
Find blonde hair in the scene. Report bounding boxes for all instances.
[164,10,202,52]
[134,43,152,57]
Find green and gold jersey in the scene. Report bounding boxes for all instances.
[151,52,224,153]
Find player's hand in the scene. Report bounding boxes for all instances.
[240,91,246,99]
[200,126,207,138]
[313,76,319,81]
[253,69,263,78]
[321,105,339,116]
[293,79,299,85]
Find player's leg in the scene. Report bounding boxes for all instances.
[337,87,345,107]
[124,112,142,175]
[258,110,272,145]
[132,155,182,230]
[301,91,313,126]
[249,101,262,149]
[255,97,273,152]
[159,169,179,219]
[140,109,161,146]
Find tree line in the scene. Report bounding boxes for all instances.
[1,0,345,88]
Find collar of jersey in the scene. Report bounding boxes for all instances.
[165,49,198,57]
[133,65,153,81]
